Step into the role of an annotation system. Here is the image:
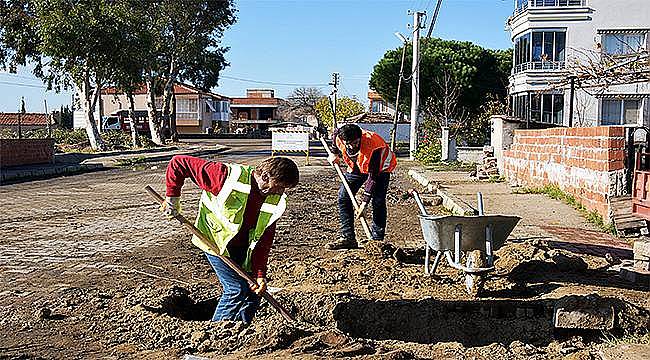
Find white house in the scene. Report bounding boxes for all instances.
[507,0,649,127]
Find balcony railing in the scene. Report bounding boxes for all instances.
[514,0,586,16]
[513,61,566,73]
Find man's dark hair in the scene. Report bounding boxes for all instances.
[339,124,362,142]
[257,157,300,188]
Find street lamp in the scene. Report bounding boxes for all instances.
[395,32,408,44]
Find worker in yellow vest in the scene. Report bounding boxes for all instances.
[161,155,299,324]
[327,124,397,249]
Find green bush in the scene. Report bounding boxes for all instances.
[414,137,441,165]
[1,128,158,152]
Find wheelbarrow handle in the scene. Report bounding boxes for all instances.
[409,189,429,216]
[144,185,296,323]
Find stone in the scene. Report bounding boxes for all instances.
[620,266,650,288]
[34,307,52,319]
[633,241,650,271]
[553,295,615,330]
[600,344,650,360]
[549,250,588,272]
[190,330,207,344]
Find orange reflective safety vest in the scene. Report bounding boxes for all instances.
[335,129,397,174]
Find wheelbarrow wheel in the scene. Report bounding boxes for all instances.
[465,250,486,297]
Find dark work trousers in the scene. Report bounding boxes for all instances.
[338,171,391,241]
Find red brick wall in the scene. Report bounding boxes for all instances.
[503,126,626,221]
[0,139,55,168]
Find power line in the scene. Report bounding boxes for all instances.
[426,0,444,38]
[0,80,47,89]
[220,75,327,87]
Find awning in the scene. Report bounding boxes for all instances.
[233,119,279,124]
[205,99,216,112]
[597,29,649,35]
[596,93,649,99]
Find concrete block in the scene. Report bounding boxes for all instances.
[633,241,650,271]
[620,266,650,288]
[633,240,650,257]
[553,295,615,330]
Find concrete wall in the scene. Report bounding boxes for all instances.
[0,139,55,168]
[356,123,410,143]
[491,115,524,173]
[503,126,626,221]
[457,147,483,164]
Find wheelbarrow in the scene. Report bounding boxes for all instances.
[410,190,520,296]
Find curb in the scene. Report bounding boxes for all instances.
[408,168,478,216]
[1,146,229,185]
[1,163,104,185]
[81,145,229,168]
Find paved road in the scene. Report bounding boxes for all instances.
[0,139,324,304]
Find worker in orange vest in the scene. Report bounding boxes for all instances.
[327,124,397,249]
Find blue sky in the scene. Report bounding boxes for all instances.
[0,0,514,112]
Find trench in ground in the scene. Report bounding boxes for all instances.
[150,289,649,348]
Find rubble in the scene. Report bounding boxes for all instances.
[476,146,500,180]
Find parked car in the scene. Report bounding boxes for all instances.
[101,110,150,134]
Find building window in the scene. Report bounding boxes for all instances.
[514,30,565,72]
[601,99,640,125]
[602,34,645,56]
[371,100,385,113]
[177,98,198,120]
[512,92,563,125]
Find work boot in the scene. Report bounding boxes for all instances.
[326,237,358,250]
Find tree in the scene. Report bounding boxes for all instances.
[0,0,141,151]
[137,0,236,144]
[314,96,365,128]
[369,38,511,119]
[421,70,470,139]
[280,87,323,125]
[0,0,42,74]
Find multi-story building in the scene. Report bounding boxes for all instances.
[507,0,649,127]
[229,89,283,134]
[100,82,230,134]
[74,82,230,135]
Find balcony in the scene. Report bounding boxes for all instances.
[514,0,587,16]
[513,61,566,74]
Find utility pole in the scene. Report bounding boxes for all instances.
[568,76,576,127]
[409,11,425,160]
[391,33,408,151]
[45,99,51,138]
[330,72,340,129]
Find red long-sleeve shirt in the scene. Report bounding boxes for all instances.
[165,155,275,278]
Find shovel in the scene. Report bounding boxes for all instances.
[319,137,373,242]
[144,185,296,323]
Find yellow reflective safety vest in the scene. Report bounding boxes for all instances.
[192,163,286,272]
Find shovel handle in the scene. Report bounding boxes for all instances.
[144,185,296,323]
[319,137,373,242]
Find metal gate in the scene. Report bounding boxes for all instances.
[629,127,650,220]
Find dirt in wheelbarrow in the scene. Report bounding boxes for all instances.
[1,166,649,360]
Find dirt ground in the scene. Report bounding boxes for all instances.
[1,165,649,359]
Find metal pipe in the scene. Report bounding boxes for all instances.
[431,250,443,274]
[477,192,484,216]
[409,189,429,216]
[486,224,494,266]
[454,225,461,264]
[444,251,495,274]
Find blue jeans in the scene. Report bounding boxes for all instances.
[338,172,390,241]
[205,253,260,324]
